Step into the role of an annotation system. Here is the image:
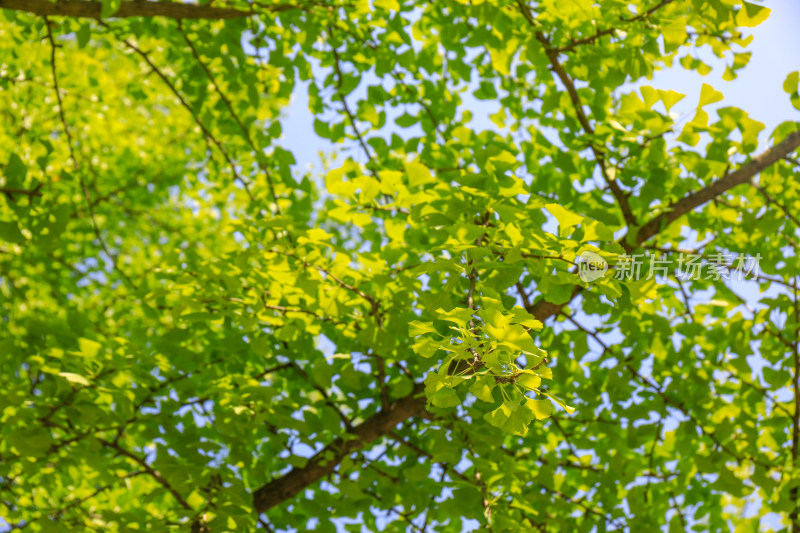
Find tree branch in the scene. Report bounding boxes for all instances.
[636,129,800,244]
[523,129,800,322]
[556,0,676,53]
[178,21,281,211]
[530,30,637,227]
[108,27,258,204]
[249,55,800,525]
[0,186,42,196]
[251,383,427,514]
[97,438,193,511]
[329,30,376,170]
[0,0,253,19]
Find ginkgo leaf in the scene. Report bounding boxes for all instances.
[430,387,461,408]
[405,161,435,186]
[545,203,583,233]
[0,0,793,529]
[526,398,553,420]
[517,373,541,391]
[699,83,724,107]
[409,320,438,336]
[736,1,771,27]
[59,372,90,386]
[470,376,496,402]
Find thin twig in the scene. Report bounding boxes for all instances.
[177,21,280,212]
[45,18,135,288]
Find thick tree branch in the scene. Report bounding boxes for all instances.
[250,128,800,509]
[245,128,800,517]
[250,264,587,516]
[0,0,253,19]
[530,29,637,228]
[245,16,797,517]
[251,383,426,514]
[636,129,800,244]
[524,129,800,321]
[0,187,41,196]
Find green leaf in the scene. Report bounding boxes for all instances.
[509,307,543,331]
[436,307,475,329]
[311,360,335,387]
[485,400,535,436]
[470,376,496,402]
[698,83,724,107]
[405,162,435,187]
[784,71,799,94]
[409,320,437,336]
[736,2,771,27]
[516,371,541,391]
[395,113,417,127]
[100,0,122,17]
[545,203,582,234]
[3,153,26,184]
[77,338,102,358]
[76,24,91,48]
[9,428,53,458]
[374,0,399,10]
[59,372,90,386]
[314,118,331,139]
[0,220,24,244]
[412,336,441,358]
[543,391,576,415]
[526,398,553,420]
[658,89,685,112]
[430,387,461,408]
[484,403,512,429]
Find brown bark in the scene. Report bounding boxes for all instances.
[250,128,800,515]
[526,129,800,319]
[252,383,427,514]
[0,0,251,19]
[636,129,800,244]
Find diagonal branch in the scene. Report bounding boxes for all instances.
[109,28,258,204]
[0,0,253,19]
[329,31,376,169]
[178,21,281,211]
[46,18,136,288]
[252,135,800,511]
[527,25,637,227]
[754,181,800,228]
[636,129,800,244]
[97,438,193,511]
[524,129,800,321]
[249,263,589,517]
[251,383,426,513]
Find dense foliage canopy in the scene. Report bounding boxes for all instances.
[1,0,800,531]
